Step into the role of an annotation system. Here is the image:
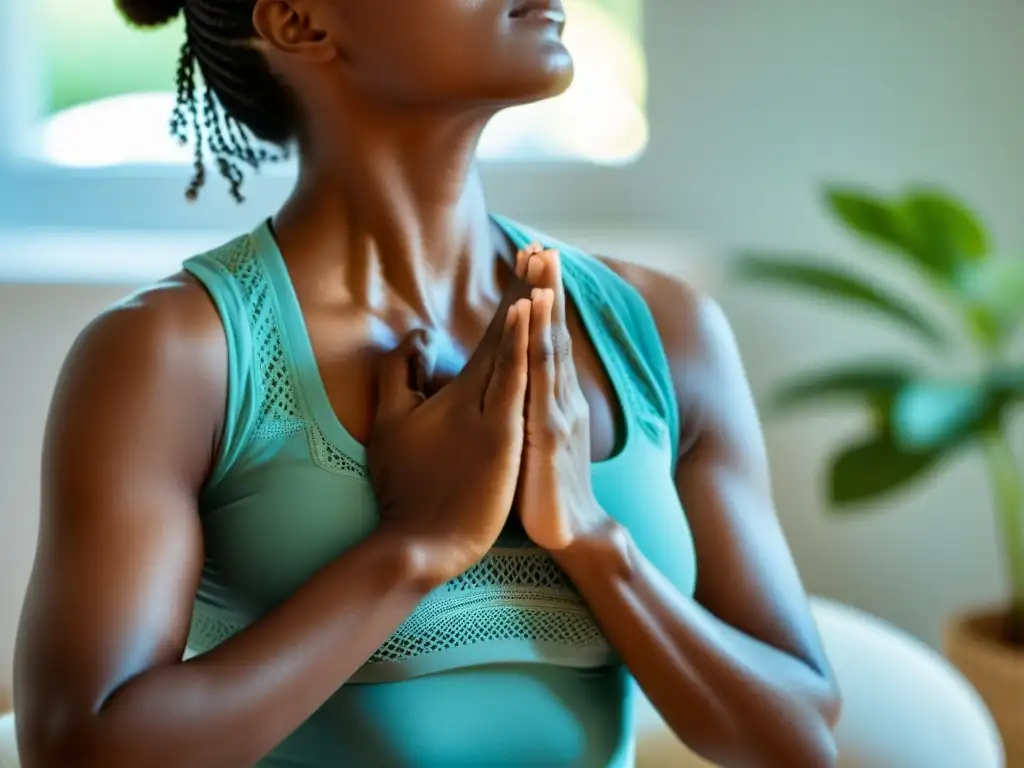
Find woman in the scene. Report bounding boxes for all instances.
[14,0,840,766]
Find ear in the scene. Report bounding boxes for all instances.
[251,0,337,64]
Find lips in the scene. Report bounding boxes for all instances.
[509,0,566,22]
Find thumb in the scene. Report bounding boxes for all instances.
[375,330,428,422]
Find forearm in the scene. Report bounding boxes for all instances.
[554,523,837,768]
[48,532,430,768]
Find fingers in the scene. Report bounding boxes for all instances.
[524,248,567,329]
[521,247,575,399]
[483,298,532,418]
[527,288,557,430]
[515,242,544,279]
[457,269,533,397]
[375,330,428,423]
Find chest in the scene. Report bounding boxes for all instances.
[302,300,625,461]
[199,426,696,616]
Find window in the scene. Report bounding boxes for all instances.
[36,0,647,168]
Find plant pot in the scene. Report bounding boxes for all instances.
[944,607,1024,767]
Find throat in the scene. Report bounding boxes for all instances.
[272,194,515,325]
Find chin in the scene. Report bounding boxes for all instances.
[535,53,575,99]
[491,50,575,107]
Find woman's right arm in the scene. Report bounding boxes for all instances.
[13,277,437,768]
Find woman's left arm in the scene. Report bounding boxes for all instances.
[519,250,841,768]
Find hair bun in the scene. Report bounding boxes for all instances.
[115,0,185,28]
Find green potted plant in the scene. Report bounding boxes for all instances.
[733,186,1024,765]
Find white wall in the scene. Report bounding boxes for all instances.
[1,0,1022,706]
[0,283,131,711]
[646,0,1024,646]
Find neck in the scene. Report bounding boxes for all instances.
[273,103,508,321]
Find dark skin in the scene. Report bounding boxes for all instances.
[14,1,840,767]
[520,250,842,766]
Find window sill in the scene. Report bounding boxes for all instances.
[0,227,233,284]
[0,156,649,233]
[0,225,710,289]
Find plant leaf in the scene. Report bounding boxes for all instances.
[825,186,991,284]
[957,257,1024,348]
[898,189,989,271]
[769,363,913,414]
[991,367,1024,417]
[828,431,949,506]
[890,380,990,450]
[825,188,906,253]
[734,255,948,347]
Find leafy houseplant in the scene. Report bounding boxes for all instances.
[734,186,1024,644]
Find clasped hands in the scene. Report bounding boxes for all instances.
[368,245,613,586]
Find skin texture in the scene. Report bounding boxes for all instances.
[14,1,840,766]
[521,249,842,765]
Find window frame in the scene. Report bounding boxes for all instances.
[0,1,668,234]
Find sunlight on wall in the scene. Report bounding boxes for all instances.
[38,0,647,167]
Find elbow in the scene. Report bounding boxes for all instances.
[17,709,127,768]
[812,688,843,767]
[790,712,840,768]
[21,735,138,768]
[682,705,838,768]
[764,684,842,768]
[758,700,841,768]
[811,669,843,732]
[723,687,842,768]
[17,720,90,768]
[821,685,842,731]
[719,717,837,768]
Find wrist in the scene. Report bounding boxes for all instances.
[551,515,635,582]
[369,526,486,594]
[365,528,450,595]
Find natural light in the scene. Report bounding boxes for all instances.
[38,0,647,168]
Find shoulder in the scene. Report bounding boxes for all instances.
[71,225,262,377]
[72,271,225,373]
[49,272,228,483]
[595,256,747,448]
[596,256,737,379]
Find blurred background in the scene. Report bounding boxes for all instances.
[0,0,1022,765]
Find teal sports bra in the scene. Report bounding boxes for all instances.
[182,216,697,767]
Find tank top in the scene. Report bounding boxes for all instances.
[181,215,698,767]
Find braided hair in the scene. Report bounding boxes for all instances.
[116,0,294,202]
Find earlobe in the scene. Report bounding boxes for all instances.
[251,0,337,64]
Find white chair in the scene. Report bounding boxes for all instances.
[0,713,15,768]
[0,598,1005,768]
[634,597,1005,767]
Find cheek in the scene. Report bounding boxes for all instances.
[335,2,497,91]
[347,23,494,100]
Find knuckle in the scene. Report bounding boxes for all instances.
[552,328,573,359]
[531,336,555,364]
[495,337,518,369]
[491,351,508,375]
[569,395,590,424]
[539,411,572,445]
